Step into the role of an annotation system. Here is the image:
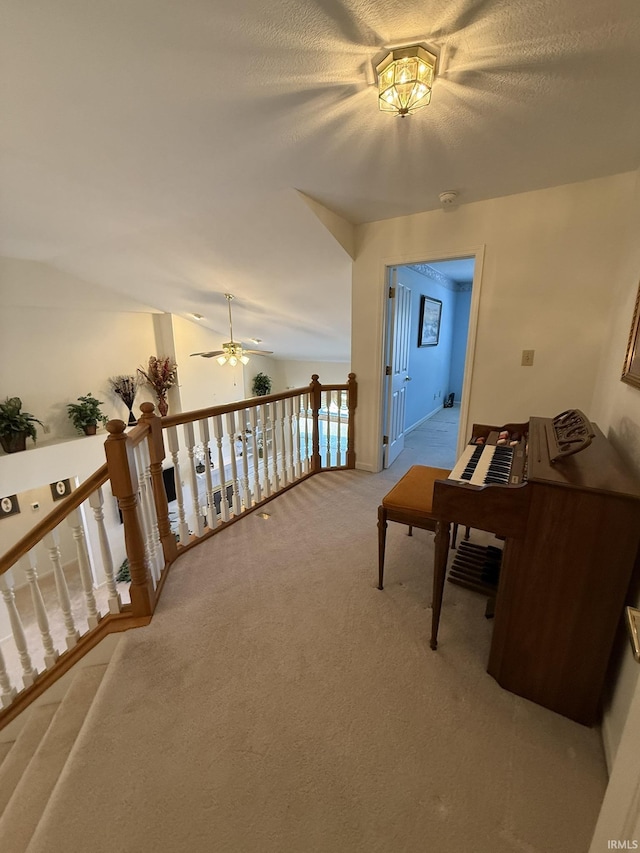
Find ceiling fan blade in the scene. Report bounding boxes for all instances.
[245,349,273,355]
[190,351,225,358]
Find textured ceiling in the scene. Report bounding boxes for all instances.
[2,0,639,360]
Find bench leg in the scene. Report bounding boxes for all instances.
[377,506,387,590]
[430,519,451,650]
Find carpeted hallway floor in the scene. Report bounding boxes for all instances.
[403,405,460,471]
[25,445,607,853]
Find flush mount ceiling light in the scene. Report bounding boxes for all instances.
[189,293,273,366]
[376,45,437,117]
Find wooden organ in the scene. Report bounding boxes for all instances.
[430,410,640,725]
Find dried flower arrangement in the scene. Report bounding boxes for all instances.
[109,375,141,425]
[138,356,178,417]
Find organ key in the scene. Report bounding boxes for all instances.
[448,441,522,486]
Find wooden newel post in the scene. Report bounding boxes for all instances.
[346,372,357,469]
[310,374,322,473]
[104,419,154,618]
[138,402,178,567]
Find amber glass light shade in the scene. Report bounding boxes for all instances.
[376,46,437,117]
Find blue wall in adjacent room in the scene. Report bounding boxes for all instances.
[397,266,472,432]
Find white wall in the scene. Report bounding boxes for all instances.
[0,432,126,613]
[450,288,473,401]
[0,305,159,441]
[243,355,287,397]
[399,266,456,430]
[278,361,351,389]
[586,168,640,768]
[352,167,640,774]
[352,171,638,472]
[172,313,246,411]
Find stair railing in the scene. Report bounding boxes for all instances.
[0,374,356,726]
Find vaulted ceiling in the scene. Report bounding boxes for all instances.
[2,0,639,360]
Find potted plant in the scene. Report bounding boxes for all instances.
[67,393,109,435]
[251,372,272,397]
[0,397,43,453]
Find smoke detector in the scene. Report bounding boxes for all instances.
[439,191,458,209]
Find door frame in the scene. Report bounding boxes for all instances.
[383,270,412,468]
[378,245,486,471]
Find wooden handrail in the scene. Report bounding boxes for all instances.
[0,374,357,727]
[104,418,155,618]
[0,464,109,577]
[159,381,346,428]
[0,377,356,581]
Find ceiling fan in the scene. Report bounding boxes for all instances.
[190,293,273,366]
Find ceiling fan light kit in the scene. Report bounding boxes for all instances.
[190,293,273,365]
[376,45,437,117]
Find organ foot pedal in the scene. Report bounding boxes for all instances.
[447,540,503,618]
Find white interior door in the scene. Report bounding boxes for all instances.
[383,271,412,468]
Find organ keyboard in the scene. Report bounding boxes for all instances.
[430,410,640,726]
[448,442,523,486]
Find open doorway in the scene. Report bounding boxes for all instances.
[382,256,476,471]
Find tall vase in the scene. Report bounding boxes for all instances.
[126,407,137,426]
[157,395,169,417]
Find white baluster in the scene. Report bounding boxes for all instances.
[88,488,122,615]
[198,418,217,528]
[67,508,100,629]
[269,401,281,492]
[292,394,302,479]
[225,411,242,516]
[324,391,331,468]
[274,399,285,488]
[25,551,58,668]
[0,644,17,708]
[134,442,160,585]
[43,530,81,647]
[143,438,164,579]
[248,407,262,503]
[212,415,230,522]
[184,421,204,537]
[238,409,252,509]
[336,390,344,466]
[284,396,295,483]
[302,392,311,473]
[0,570,38,687]
[259,404,272,498]
[338,391,349,465]
[166,425,191,544]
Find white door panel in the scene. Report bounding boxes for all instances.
[384,273,412,468]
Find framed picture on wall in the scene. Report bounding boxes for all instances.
[50,479,72,501]
[0,495,20,519]
[622,280,640,389]
[418,295,442,347]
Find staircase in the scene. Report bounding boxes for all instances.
[0,663,110,852]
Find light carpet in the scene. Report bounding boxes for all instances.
[405,406,460,471]
[28,468,607,853]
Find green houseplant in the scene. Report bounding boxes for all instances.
[67,393,109,435]
[0,397,43,453]
[251,372,272,397]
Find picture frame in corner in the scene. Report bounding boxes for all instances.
[418,295,442,347]
[622,280,640,390]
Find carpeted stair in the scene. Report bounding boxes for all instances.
[0,664,108,853]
